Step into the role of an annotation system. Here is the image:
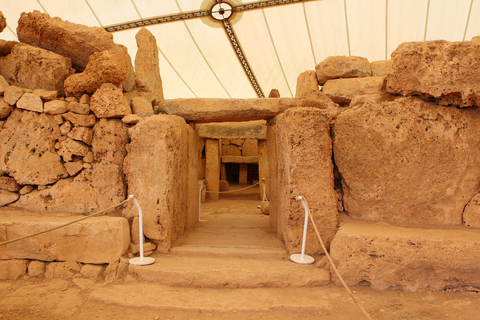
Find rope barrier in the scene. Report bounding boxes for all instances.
[300,196,374,320]
[205,181,260,194]
[0,197,132,246]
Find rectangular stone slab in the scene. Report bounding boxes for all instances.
[330,221,480,291]
[0,213,130,264]
[222,156,258,164]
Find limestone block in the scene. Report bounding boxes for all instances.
[0,40,17,57]
[0,11,5,32]
[3,85,25,105]
[68,102,90,115]
[130,242,156,254]
[131,96,153,116]
[83,151,94,163]
[196,120,267,140]
[0,215,130,264]
[80,264,103,279]
[90,83,131,118]
[121,114,142,124]
[0,176,20,192]
[44,100,68,115]
[59,120,72,135]
[371,60,393,77]
[0,75,9,94]
[0,109,67,185]
[0,97,13,118]
[316,56,372,85]
[267,124,278,231]
[219,180,229,191]
[463,193,480,227]
[0,190,19,206]
[32,89,57,101]
[323,77,385,104]
[64,45,131,98]
[28,260,46,277]
[296,70,320,98]
[64,161,83,176]
[162,97,334,122]
[17,10,116,71]
[330,221,480,291]
[0,260,26,280]
[230,139,243,146]
[242,139,258,157]
[45,262,79,279]
[68,126,93,145]
[275,107,338,255]
[205,139,220,200]
[186,125,199,229]
[222,145,241,156]
[19,185,33,195]
[385,40,480,107]
[349,93,396,108]
[222,156,258,164]
[16,93,43,112]
[53,115,63,125]
[57,138,89,162]
[258,140,269,199]
[0,43,73,96]
[124,115,189,252]
[239,163,248,185]
[333,97,480,225]
[62,112,96,127]
[135,27,164,102]
[269,89,280,97]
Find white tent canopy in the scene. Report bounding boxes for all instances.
[0,0,479,99]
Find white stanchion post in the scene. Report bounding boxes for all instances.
[198,179,208,222]
[290,195,315,264]
[129,195,155,266]
[262,178,267,201]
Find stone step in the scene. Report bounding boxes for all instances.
[129,254,330,288]
[89,283,335,313]
[170,244,288,260]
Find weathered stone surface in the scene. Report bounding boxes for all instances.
[19,185,33,195]
[62,112,96,127]
[316,56,372,85]
[267,124,278,231]
[0,97,13,118]
[371,60,393,77]
[80,264,103,279]
[222,156,258,164]
[3,85,24,105]
[0,214,130,264]
[334,97,480,225]
[0,109,67,185]
[121,114,142,124]
[349,93,396,108]
[16,93,43,112]
[296,70,320,98]
[0,43,73,96]
[0,11,5,33]
[242,139,257,157]
[64,161,83,176]
[28,260,46,277]
[269,89,280,98]
[0,75,9,93]
[90,83,131,118]
[91,119,128,210]
[385,40,480,107]
[330,221,480,291]
[44,261,79,279]
[0,260,26,280]
[64,45,131,97]
[323,77,385,104]
[59,120,72,135]
[275,107,337,255]
[162,98,332,123]
[222,145,241,156]
[205,139,220,200]
[32,89,57,101]
[463,193,480,228]
[68,101,90,115]
[130,242,156,254]
[67,126,93,145]
[0,176,20,192]
[0,40,17,57]
[196,120,267,140]
[135,27,164,103]
[57,138,89,162]
[17,10,115,71]
[44,100,68,115]
[0,190,19,206]
[123,115,188,252]
[130,96,153,116]
[130,216,144,245]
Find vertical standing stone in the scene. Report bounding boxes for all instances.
[135,27,164,103]
[258,139,269,199]
[267,122,279,232]
[239,164,248,185]
[220,163,227,181]
[275,107,338,255]
[186,125,199,229]
[205,139,220,200]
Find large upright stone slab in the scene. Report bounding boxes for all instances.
[0,109,67,185]
[123,115,189,252]
[330,221,480,291]
[267,123,278,231]
[205,139,220,200]
[17,10,115,71]
[333,97,480,225]
[385,40,480,107]
[135,27,164,102]
[275,107,337,255]
[0,43,73,96]
[0,213,130,264]
[186,125,199,229]
[315,56,372,85]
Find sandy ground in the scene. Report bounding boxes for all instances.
[0,190,479,319]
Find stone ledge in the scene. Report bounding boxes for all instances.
[0,211,130,264]
[222,156,258,164]
[330,221,480,291]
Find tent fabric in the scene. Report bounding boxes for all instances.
[0,0,479,99]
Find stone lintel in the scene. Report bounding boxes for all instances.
[196,120,266,139]
[222,156,258,164]
[161,98,331,123]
